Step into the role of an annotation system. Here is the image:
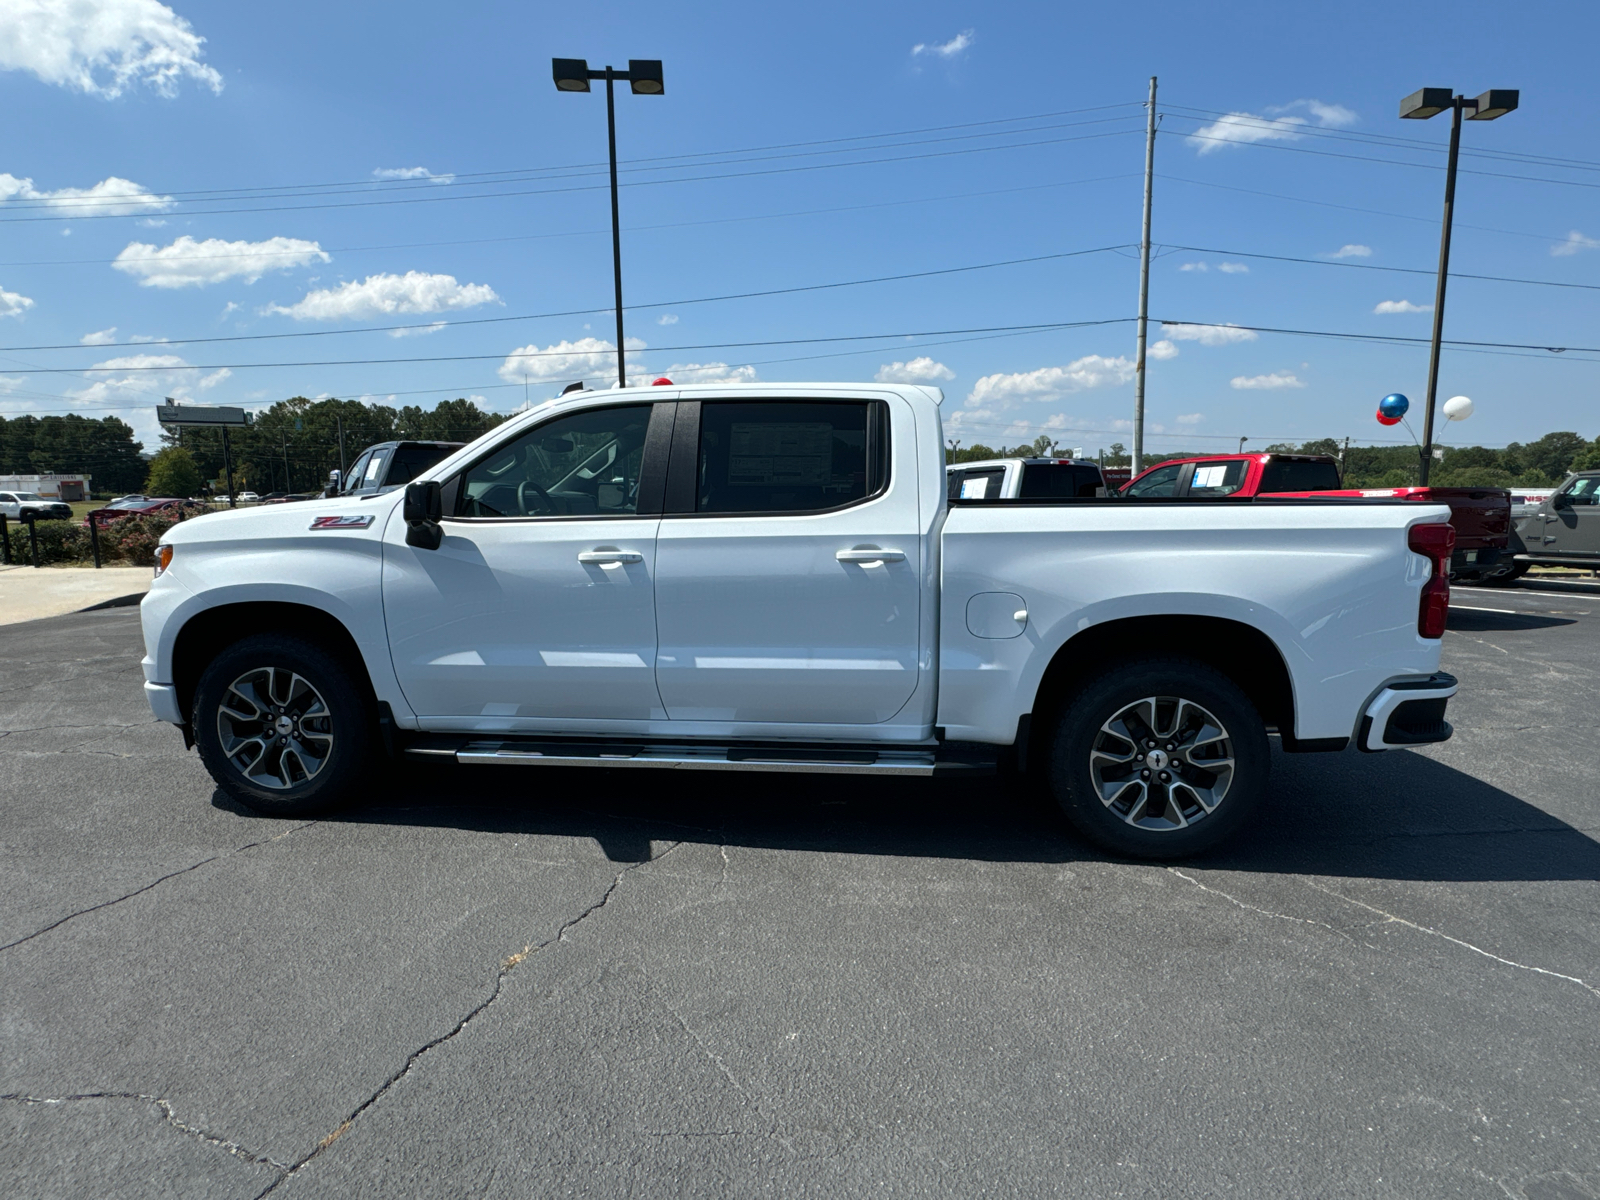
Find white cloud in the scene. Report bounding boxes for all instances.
[1217,262,1249,274]
[81,326,117,344]
[911,30,973,58]
[128,332,165,342]
[1147,339,1179,360]
[268,271,499,322]
[0,0,222,97]
[1161,322,1258,345]
[371,166,454,184]
[875,357,954,383]
[1188,99,1356,154]
[1373,299,1431,314]
[659,362,759,385]
[112,235,329,288]
[0,172,173,217]
[0,375,24,393]
[66,352,229,442]
[1551,230,1600,257]
[1231,372,1304,390]
[388,321,447,339]
[0,283,34,318]
[967,354,1136,410]
[656,313,678,325]
[1175,413,1204,425]
[497,336,647,386]
[1179,262,1207,272]
[1329,244,1372,259]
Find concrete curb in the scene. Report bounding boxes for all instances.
[78,593,147,612]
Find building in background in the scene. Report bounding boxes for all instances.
[0,474,91,502]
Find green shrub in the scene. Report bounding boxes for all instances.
[99,513,178,566]
[3,517,93,565]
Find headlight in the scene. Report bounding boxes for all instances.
[154,544,173,578]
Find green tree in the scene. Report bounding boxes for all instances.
[144,447,204,497]
[1569,437,1600,474]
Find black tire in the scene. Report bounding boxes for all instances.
[1047,657,1270,860]
[192,633,374,817]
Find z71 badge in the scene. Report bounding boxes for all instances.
[309,515,375,530]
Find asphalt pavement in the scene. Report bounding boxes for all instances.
[2,588,1597,1199]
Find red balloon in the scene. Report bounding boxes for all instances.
[1376,410,1402,426]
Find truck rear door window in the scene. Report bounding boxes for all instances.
[694,401,885,515]
[1125,463,1183,498]
[1259,459,1341,492]
[958,468,1004,499]
[1019,463,1098,499]
[388,444,455,486]
[1187,460,1248,497]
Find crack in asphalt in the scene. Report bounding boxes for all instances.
[0,822,316,953]
[1301,879,1600,1002]
[0,1091,289,1172]
[255,840,684,1198]
[1167,869,1358,944]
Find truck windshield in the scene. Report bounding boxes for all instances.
[1259,459,1341,492]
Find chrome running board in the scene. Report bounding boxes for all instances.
[453,741,942,776]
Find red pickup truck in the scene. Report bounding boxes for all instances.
[1121,453,1511,583]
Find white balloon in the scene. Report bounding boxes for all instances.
[1442,395,1474,421]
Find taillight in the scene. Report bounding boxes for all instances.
[1408,522,1454,638]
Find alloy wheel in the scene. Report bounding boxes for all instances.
[1088,695,1235,831]
[216,666,335,790]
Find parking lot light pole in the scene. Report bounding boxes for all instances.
[1400,87,1518,484]
[553,57,665,389]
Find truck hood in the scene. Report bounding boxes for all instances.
[160,491,403,545]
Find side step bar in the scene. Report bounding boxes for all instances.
[407,737,993,776]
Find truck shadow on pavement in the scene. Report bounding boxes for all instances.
[226,743,1600,885]
[1447,609,1576,632]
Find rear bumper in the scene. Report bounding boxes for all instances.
[1358,672,1457,752]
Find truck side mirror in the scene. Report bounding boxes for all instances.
[1552,492,1572,510]
[403,481,443,549]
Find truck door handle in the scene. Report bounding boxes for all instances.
[836,548,906,564]
[577,550,643,565]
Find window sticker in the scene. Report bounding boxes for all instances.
[1193,465,1227,489]
[365,456,384,482]
[728,422,832,487]
[960,477,990,499]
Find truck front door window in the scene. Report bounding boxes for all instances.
[457,405,651,518]
[1126,464,1182,498]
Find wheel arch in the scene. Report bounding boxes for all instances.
[1024,614,1295,763]
[171,601,377,725]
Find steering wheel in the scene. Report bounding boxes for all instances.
[517,479,557,516]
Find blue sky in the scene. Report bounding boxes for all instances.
[1,0,1596,456]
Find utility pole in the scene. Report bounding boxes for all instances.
[282,432,292,494]
[336,415,346,477]
[221,428,236,508]
[1131,75,1157,477]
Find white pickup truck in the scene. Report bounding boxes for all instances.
[140,382,1458,859]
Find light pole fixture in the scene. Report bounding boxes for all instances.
[1238,436,1248,454]
[1399,87,1517,483]
[552,57,665,388]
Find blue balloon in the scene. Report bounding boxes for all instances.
[1379,392,1410,420]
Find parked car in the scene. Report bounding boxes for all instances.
[0,491,74,521]
[1118,453,1511,583]
[237,491,261,503]
[946,457,1107,500]
[329,440,465,499]
[84,497,206,528]
[1488,471,1600,583]
[140,382,1458,861]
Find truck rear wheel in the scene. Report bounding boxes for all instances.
[1047,658,1269,859]
[192,633,373,817]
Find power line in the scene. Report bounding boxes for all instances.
[0,172,1141,269]
[1158,174,1570,243]
[1156,317,1600,358]
[1163,243,1600,294]
[0,318,1137,376]
[0,244,1135,354]
[0,127,1146,224]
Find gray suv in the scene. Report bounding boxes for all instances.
[1492,471,1600,583]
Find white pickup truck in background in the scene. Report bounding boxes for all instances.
[140,382,1458,859]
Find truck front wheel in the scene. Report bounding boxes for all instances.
[1047,658,1270,859]
[192,633,373,817]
